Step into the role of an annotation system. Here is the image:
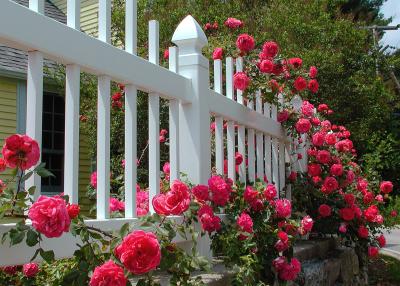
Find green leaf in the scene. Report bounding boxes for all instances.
[9,228,25,246]
[40,249,55,263]
[26,229,39,247]
[27,186,36,196]
[30,248,41,262]
[21,171,33,182]
[36,167,55,178]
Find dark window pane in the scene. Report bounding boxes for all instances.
[42,177,50,186]
[54,115,64,131]
[43,95,53,112]
[52,171,62,186]
[43,132,52,149]
[53,132,64,150]
[54,96,65,114]
[42,113,53,131]
[52,154,63,170]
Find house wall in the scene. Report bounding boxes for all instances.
[0,76,92,214]
[51,0,99,36]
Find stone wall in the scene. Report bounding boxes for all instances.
[293,239,368,286]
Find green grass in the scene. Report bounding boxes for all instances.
[369,254,400,285]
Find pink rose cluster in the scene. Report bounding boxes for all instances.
[152,180,191,215]
[273,256,301,281]
[2,134,40,170]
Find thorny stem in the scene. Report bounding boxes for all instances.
[86,225,115,239]
[10,168,23,216]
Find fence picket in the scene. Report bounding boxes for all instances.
[236,57,243,104]
[248,129,255,183]
[213,59,224,175]
[124,1,138,218]
[272,137,279,194]
[279,141,286,196]
[148,20,160,212]
[168,47,180,182]
[264,103,272,183]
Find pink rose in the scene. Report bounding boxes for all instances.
[308,163,322,177]
[90,260,127,286]
[312,132,326,147]
[67,204,80,219]
[152,180,190,215]
[318,204,331,217]
[335,139,353,152]
[377,234,386,247]
[200,213,221,233]
[244,186,258,203]
[316,150,331,164]
[264,184,277,201]
[339,223,347,233]
[288,57,302,69]
[224,17,243,29]
[295,118,311,134]
[340,207,355,221]
[259,59,274,73]
[330,164,343,177]
[2,134,40,170]
[208,176,231,206]
[325,133,337,145]
[300,215,314,233]
[28,195,71,238]
[237,212,253,233]
[0,158,6,172]
[235,152,244,165]
[309,66,318,78]
[277,110,289,123]
[358,225,369,239]
[233,72,250,91]
[279,258,301,281]
[212,47,223,60]
[137,190,149,216]
[22,263,39,278]
[275,199,292,218]
[90,171,97,189]
[308,79,319,93]
[301,101,315,117]
[110,198,125,212]
[162,162,170,174]
[380,181,393,194]
[322,177,338,194]
[236,34,255,53]
[262,41,279,58]
[294,76,307,91]
[364,205,379,223]
[192,184,210,202]
[368,246,379,258]
[163,49,169,60]
[115,230,161,275]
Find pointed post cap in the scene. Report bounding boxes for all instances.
[172,15,208,55]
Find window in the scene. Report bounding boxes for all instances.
[41,92,65,194]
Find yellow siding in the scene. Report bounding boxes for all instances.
[50,0,98,36]
[0,77,17,182]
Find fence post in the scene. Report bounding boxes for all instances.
[172,15,211,259]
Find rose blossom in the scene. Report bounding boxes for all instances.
[279,258,301,281]
[295,118,311,134]
[0,158,6,172]
[2,266,18,275]
[262,41,279,58]
[368,246,379,258]
[137,190,149,216]
[236,34,255,53]
[272,256,287,272]
[233,72,250,91]
[325,133,337,145]
[330,164,343,177]
[224,17,243,29]
[318,204,332,217]
[2,134,40,170]
[90,171,97,189]
[309,66,318,78]
[275,231,289,252]
[152,180,190,215]
[259,59,274,73]
[264,184,277,201]
[212,47,223,60]
[275,199,292,218]
[288,57,302,69]
[377,234,386,247]
[335,139,353,152]
[358,225,369,239]
[380,181,393,194]
[208,176,231,206]
[277,110,289,123]
[308,163,322,177]
[308,79,319,93]
[300,215,314,234]
[235,152,244,165]
[89,260,126,286]
[244,186,258,203]
[237,212,253,233]
[339,223,347,233]
[316,150,331,164]
[312,132,326,146]
[340,207,355,221]
[301,101,315,117]
[294,76,307,91]
[163,49,169,60]
[115,230,161,274]
[67,204,80,219]
[200,213,221,233]
[28,195,71,238]
[344,193,355,206]
[22,263,39,278]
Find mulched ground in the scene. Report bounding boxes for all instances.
[368,254,400,286]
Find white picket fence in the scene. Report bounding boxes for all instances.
[0,0,307,266]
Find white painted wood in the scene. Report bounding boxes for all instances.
[125,0,137,55]
[271,103,278,121]
[29,0,44,13]
[256,91,262,113]
[256,132,264,180]
[209,90,287,141]
[148,20,160,212]
[96,75,111,219]
[213,59,222,94]
[124,0,138,218]
[98,0,111,44]
[285,141,294,199]
[125,85,137,218]
[169,46,180,182]
[264,103,272,182]
[279,141,286,196]
[227,121,235,181]
[238,125,246,182]
[64,64,80,204]
[248,129,255,183]
[215,117,224,175]
[236,57,243,104]
[272,137,279,194]
[67,0,80,29]
[172,15,211,184]
[0,2,192,103]
[26,51,43,200]
[226,57,234,100]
